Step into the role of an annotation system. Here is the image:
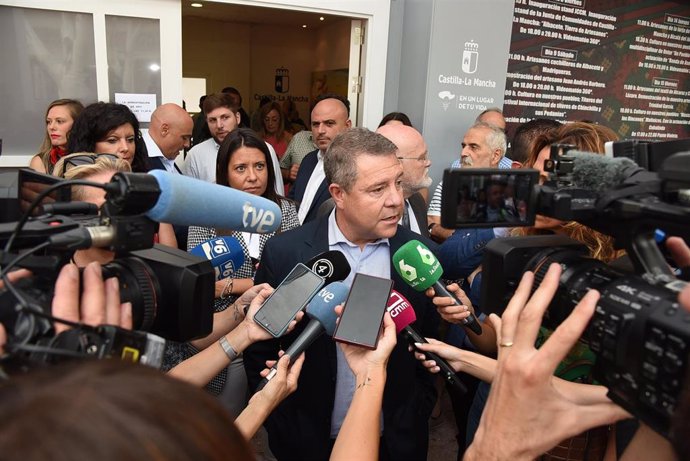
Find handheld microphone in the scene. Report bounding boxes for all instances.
[392,240,482,335]
[305,250,351,284]
[106,170,282,233]
[387,290,467,393]
[189,236,245,280]
[255,281,348,392]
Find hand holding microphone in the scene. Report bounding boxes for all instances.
[255,282,349,392]
[392,240,482,335]
[387,290,467,393]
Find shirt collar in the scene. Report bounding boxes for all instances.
[327,209,390,248]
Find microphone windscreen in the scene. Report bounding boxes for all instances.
[305,281,349,336]
[305,250,351,284]
[568,151,641,193]
[189,236,245,280]
[147,170,282,233]
[386,289,417,334]
[392,240,443,291]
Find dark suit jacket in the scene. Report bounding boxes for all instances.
[287,149,330,223]
[245,215,439,461]
[408,192,429,238]
[147,155,183,174]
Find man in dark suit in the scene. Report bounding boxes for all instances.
[377,124,433,237]
[142,103,192,174]
[288,93,351,224]
[245,128,439,460]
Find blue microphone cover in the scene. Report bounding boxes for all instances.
[305,281,349,336]
[147,170,282,233]
[189,236,245,280]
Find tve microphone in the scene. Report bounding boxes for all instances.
[392,240,482,335]
[189,236,245,280]
[255,281,348,392]
[387,290,467,393]
[106,170,282,233]
[305,250,351,284]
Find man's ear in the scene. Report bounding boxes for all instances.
[235,112,241,126]
[160,122,170,137]
[492,149,502,166]
[329,183,346,209]
[345,119,352,128]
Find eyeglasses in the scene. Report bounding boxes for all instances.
[64,153,120,170]
[397,153,430,164]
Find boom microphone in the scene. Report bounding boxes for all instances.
[387,290,467,393]
[392,240,482,335]
[105,170,282,233]
[255,281,348,391]
[189,236,245,280]
[566,151,650,193]
[305,250,351,284]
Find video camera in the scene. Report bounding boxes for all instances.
[441,141,690,437]
[0,170,214,370]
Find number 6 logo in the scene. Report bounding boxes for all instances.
[398,259,417,282]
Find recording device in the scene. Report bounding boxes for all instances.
[253,263,325,338]
[607,137,690,173]
[1,170,284,369]
[189,236,245,281]
[256,281,347,391]
[442,143,690,437]
[0,168,72,224]
[333,273,393,349]
[392,240,483,335]
[305,250,351,284]
[387,290,467,393]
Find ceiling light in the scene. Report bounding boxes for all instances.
[191,2,203,7]
[149,64,160,71]
[302,24,307,28]
[319,16,324,21]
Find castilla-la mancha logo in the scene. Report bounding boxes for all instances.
[462,40,479,74]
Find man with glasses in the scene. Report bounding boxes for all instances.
[377,124,432,236]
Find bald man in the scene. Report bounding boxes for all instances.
[144,103,193,174]
[377,123,432,236]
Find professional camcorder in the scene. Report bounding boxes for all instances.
[0,170,215,370]
[441,140,690,437]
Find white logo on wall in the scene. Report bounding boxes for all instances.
[462,40,479,74]
[438,90,456,110]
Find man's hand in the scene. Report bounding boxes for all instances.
[425,282,474,324]
[466,264,630,461]
[289,163,300,181]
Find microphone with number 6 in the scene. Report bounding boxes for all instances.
[392,240,482,335]
[305,250,351,284]
[387,290,467,393]
[255,281,349,392]
[189,236,245,280]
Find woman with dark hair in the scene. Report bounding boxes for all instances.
[67,102,149,173]
[172,128,299,414]
[378,111,413,128]
[258,101,293,160]
[30,99,84,174]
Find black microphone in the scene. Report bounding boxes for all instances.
[387,290,467,393]
[255,282,348,392]
[304,250,351,284]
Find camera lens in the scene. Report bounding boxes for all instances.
[101,257,159,331]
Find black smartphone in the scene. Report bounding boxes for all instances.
[253,263,325,338]
[441,168,538,229]
[333,273,393,350]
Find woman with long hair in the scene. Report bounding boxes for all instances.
[258,101,292,160]
[169,128,299,415]
[30,99,84,174]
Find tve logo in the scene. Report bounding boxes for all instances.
[242,201,276,233]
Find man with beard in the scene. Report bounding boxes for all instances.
[377,123,432,237]
[289,93,351,224]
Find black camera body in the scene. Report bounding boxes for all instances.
[481,234,688,436]
[442,141,690,437]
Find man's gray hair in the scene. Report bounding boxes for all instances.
[471,121,507,156]
[324,127,398,191]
